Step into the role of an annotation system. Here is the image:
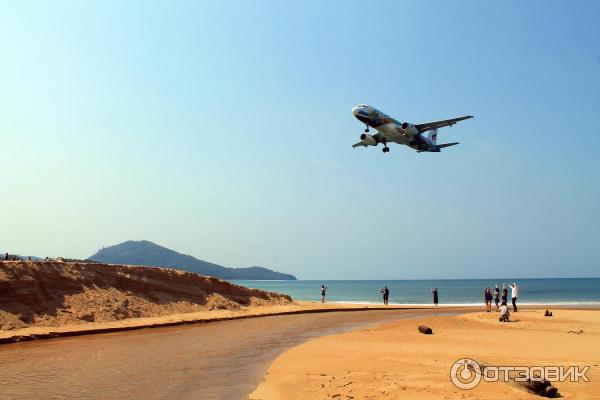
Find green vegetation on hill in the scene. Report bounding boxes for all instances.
[88,240,297,280]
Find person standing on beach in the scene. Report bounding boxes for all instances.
[494,285,500,311]
[431,288,438,306]
[381,286,389,306]
[501,284,508,305]
[509,283,519,312]
[321,285,327,303]
[484,287,493,312]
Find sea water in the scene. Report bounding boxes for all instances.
[233,278,600,306]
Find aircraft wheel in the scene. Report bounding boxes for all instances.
[383,147,390,153]
[364,127,370,133]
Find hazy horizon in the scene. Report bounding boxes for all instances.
[2,1,599,279]
[3,239,599,281]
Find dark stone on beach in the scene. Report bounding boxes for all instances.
[418,325,433,334]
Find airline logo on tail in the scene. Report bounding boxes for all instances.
[428,129,438,145]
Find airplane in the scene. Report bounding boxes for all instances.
[351,105,473,153]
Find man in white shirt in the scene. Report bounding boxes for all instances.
[509,283,519,312]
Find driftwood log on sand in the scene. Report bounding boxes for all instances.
[523,378,559,398]
[418,325,433,334]
[476,360,559,398]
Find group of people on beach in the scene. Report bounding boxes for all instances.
[484,283,519,321]
[3,253,21,261]
[3,253,34,261]
[3,253,64,262]
[320,282,520,322]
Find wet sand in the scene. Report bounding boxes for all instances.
[0,307,468,400]
[0,302,440,344]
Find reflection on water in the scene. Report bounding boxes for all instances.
[0,309,457,400]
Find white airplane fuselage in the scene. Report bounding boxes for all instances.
[352,105,437,152]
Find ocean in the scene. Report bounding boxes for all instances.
[233,278,600,306]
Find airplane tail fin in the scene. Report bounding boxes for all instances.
[427,128,438,145]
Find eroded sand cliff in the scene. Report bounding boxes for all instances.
[0,261,292,330]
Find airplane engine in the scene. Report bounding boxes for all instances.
[360,133,377,146]
[400,122,419,136]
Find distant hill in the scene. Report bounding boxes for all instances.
[88,240,297,280]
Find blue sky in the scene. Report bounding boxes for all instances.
[1,1,599,279]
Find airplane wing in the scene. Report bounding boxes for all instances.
[415,115,473,133]
[352,133,382,148]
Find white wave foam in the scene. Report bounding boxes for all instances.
[323,300,600,307]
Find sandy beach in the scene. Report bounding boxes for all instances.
[3,261,599,399]
[250,309,600,399]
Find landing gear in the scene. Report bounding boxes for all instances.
[381,139,389,153]
[364,125,370,133]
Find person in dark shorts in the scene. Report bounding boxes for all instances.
[484,287,493,312]
[494,285,500,311]
[501,285,508,305]
[431,288,439,306]
[321,285,327,303]
[381,286,389,305]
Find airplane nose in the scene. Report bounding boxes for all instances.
[352,106,360,116]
